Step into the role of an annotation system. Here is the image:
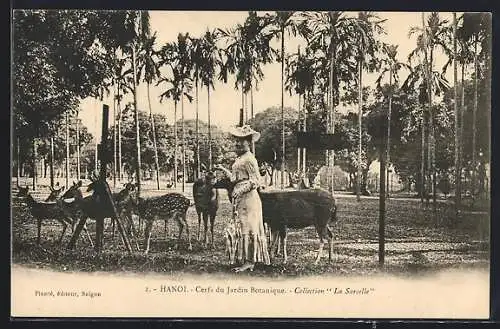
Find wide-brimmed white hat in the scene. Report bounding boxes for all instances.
[228,125,261,142]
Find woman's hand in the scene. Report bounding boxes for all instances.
[214,164,231,177]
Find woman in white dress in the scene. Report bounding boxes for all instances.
[215,125,270,272]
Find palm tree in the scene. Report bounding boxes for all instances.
[356,11,386,201]
[137,33,162,189]
[111,50,131,182]
[157,35,193,191]
[460,13,489,195]
[264,11,300,189]
[198,29,223,170]
[376,44,408,198]
[189,36,203,179]
[408,12,452,209]
[219,12,276,121]
[304,11,364,195]
[121,10,150,198]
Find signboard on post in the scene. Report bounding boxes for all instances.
[296,132,347,151]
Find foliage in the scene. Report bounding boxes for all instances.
[13,10,140,138]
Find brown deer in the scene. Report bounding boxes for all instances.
[214,176,338,264]
[192,171,219,248]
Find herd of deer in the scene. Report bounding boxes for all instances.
[14,169,338,266]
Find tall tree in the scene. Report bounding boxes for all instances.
[304,11,365,194]
[157,35,193,191]
[376,44,407,198]
[265,11,300,189]
[198,29,223,170]
[408,12,452,208]
[137,33,162,189]
[460,13,490,195]
[355,11,386,200]
[453,13,459,213]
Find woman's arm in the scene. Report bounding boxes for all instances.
[214,164,234,181]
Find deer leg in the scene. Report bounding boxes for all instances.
[83,223,94,248]
[197,211,202,241]
[203,212,208,247]
[143,217,154,254]
[326,225,334,262]
[276,234,282,256]
[58,221,68,245]
[183,212,192,251]
[282,231,288,264]
[210,213,216,249]
[315,237,325,265]
[269,230,279,261]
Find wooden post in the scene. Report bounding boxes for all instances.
[16,136,20,186]
[95,105,110,252]
[379,134,387,267]
[239,108,244,127]
[94,104,132,254]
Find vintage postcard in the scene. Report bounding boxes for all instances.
[11,10,491,319]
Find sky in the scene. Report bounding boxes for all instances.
[78,11,456,141]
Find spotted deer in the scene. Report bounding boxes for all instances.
[135,193,193,254]
[22,192,77,245]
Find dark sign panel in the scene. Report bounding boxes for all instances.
[296,132,346,151]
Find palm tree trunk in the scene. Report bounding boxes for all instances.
[387,67,393,199]
[297,93,301,172]
[459,62,465,205]
[207,87,212,169]
[280,27,285,190]
[302,92,307,173]
[472,42,478,195]
[50,137,54,188]
[453,13,460,213]
[241,81,244,119]
[148,83,160,190]
[421,107,426,203]
[251,83,255,154]
[357,59,363,201]
[429,48,436,212]
[117,85,123,182]
[181,88,186,193]
[329,46,335,196]
[65,111,70,189]
[32,137,37,191]
[195,79,200,179]
[174,100,178,188]
[94,99,98,173]
[76,112,81,181]
[113,92,117,187]
[132,45,142,198]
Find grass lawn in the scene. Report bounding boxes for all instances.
[11,183,490,278]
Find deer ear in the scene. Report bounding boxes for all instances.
[49,186,54,192]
